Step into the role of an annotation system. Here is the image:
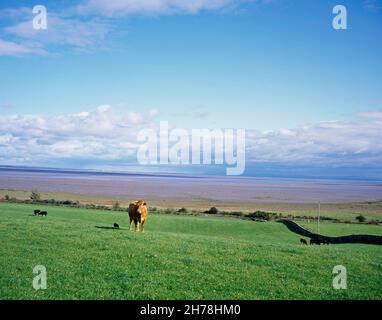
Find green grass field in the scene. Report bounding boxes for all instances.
[0,202,381,300]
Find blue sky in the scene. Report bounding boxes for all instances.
[0,0,382,178]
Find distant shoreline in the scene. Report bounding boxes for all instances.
[1,165,382,182]
[1,166,382,205]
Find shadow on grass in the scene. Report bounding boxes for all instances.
[95,226,124,231]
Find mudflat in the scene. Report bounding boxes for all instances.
[1,167,382,219]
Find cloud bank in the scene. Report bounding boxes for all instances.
[246,111,382,166]
[0,106,156,165]
[1,106,381,177]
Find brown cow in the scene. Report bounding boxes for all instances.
[128,200,148,233]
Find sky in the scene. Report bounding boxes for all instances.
[0,0,381,179]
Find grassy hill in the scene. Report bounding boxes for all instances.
[0,202,381,299]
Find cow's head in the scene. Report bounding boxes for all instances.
[136,200,147,214]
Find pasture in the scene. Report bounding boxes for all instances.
[0,202,381,300]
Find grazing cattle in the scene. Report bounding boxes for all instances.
[128,200,148,233]
[113,223,119,229]
[34,209,41,216]
[300,238,308,245]
[38,211,47,216]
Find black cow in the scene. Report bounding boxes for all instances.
[38,211,48,216]
[34,209,41,216]
[113,223,119,228]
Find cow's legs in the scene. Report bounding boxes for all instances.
[135,221,139,232]
[141,220,145,233]
[129,218,133,231]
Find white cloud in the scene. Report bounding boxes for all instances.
[1,1,256,56]
[246,111,382,166]
[4,14,109,51]
[0,106,158,164]
[0,5,110,56]
[358,110,382,120]
[77,0,250,16]
[0,38,46,56]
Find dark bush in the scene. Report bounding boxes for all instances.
[355,215,366,223]
[247,210,278,221]
[205,207,219,214]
